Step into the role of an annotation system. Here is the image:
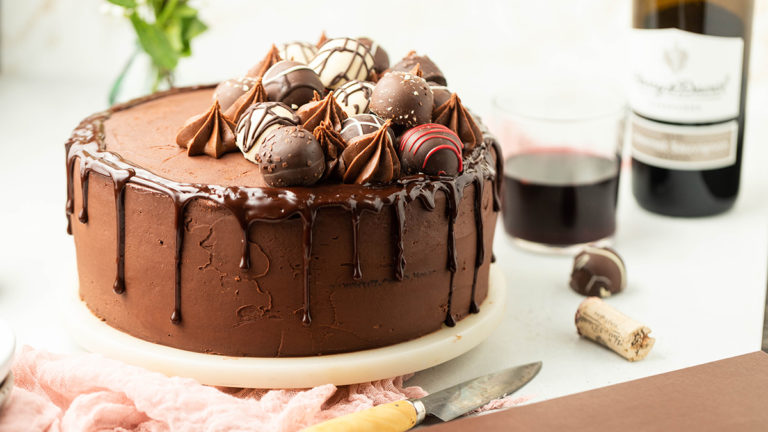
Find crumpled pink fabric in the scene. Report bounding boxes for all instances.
[0,346,427,432]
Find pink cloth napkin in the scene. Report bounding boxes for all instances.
[0,346,529,431]
[0,346,427,432]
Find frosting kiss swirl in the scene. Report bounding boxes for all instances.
[340,119,400,184]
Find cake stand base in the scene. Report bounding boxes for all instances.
[65,265,505,388]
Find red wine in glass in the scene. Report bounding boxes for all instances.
[502,150,621,247]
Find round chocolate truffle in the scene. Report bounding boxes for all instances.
[570,246,627,298]
[213,77,259,111]
[278,41,317,64]
[334,80,375,116]
[429,82,452,109]
[398,124,463,176]
[391,52,447,86]
[340,114,395,145]
[370,71,434,128]
[255,125,325,187]
[309,38,375,89]
[235,102,300,163]
[358,37,389,74]
[262,60,325,110]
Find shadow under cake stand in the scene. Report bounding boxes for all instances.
[65,265,505,388]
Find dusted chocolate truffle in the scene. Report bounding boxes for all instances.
[334,80,375,116]
[262,60,325,110]
[213,77,258,112]
[310,38,375,89]
[235,102,300,163]
[358,37,389,74]
[255,125,325,187]
[570,246,627,298]
[391,51,446,86]
[370,71,434,128]
[340,114,394,145]
[278,41,317,64]
[428,82,452,109]
[398,124,463,176]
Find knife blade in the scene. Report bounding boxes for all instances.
[303,361,542,432]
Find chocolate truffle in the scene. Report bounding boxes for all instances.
[570,246,627,298]
[398,124,464,176]
[428,82,452,109]
[370,71,434,128]
[255,125,325,187]
[213,77,258,112]
[278,41,317,64]
[358,37,389,74]
[262,60,325,110]
[340,114,395,145]
[334,80,375,116]
[391,51,447,86]
[309,38,375,89]
[235,102,300,163]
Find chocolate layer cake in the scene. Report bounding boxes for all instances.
[65,38,502,357]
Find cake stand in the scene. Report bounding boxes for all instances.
[65,265,505,388]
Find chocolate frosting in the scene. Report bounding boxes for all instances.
[313,120,347,180]
[296,91,348,132]
[316,31,328,48]
[175,101,237,158]
[433,93,483,153]
[246,44,283,78]
[341,120,400,184]
[224,78,268,123]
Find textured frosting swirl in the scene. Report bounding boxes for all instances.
[296,91,349,132]
[246,44,283,78]
[340,119,400,184]
[432,93,483,153]
[175,101,237,158]
[313,120,347,180]
[224,78,268,123]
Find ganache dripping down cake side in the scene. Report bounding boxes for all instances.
[65,36,503,357]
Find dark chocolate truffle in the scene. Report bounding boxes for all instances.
[398,124,463,176]
[570,246,627,298]
[334,80,375,116]
[391,51,446,86]
[370,71,434,128]
[310,38,375,89]
[278,41,317,64]
[358,37,390,74]
[340,114,395,145]
[255,125,325,187]
[235,102,300,163]
[428,82,452,109]
[213,77,258,112]
[262,60,325,110]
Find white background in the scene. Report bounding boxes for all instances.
[1,0,768,402]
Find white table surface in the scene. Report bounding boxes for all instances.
[0,74,766,403]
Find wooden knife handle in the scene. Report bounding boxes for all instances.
[302,400,420,432]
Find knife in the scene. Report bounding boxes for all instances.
[303,361,542,432]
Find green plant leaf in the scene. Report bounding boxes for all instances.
[129,12,178,70]
[183,16,207,43]
[106,0,137,7]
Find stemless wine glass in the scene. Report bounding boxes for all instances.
[491,79,626,254]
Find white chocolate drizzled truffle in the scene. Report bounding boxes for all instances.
[278,41,317,64]
[309,38,375,90]
[334,80,375,117]
[235,102,300,163]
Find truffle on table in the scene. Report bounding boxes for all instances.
[570,246,627,298]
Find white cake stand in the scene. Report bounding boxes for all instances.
[65,265,505,388]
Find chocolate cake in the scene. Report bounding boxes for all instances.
[65,37,502,358]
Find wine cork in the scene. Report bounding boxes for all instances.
[575,297,655,362]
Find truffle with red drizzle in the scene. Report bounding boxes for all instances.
[399,124,464,176]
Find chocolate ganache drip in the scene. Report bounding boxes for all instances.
[65,86,502,327]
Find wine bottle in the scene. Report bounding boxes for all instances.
[630,0,753,216]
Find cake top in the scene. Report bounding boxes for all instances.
[170,35,485,188]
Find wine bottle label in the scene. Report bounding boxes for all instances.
[629,28,744,123]
[631,114,737,170]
